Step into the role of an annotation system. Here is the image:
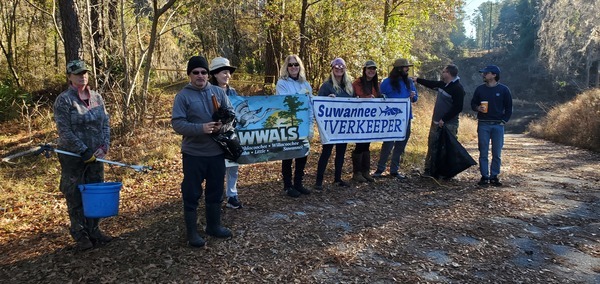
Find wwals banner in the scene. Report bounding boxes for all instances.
[311,97,410,144]
[229,94,312,164]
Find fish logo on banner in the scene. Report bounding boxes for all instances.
[311,97,411,144]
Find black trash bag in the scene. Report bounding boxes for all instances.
[211,128,243,161]
[212,106,235,125]
[211,107,242,161]
[431,127,477,179]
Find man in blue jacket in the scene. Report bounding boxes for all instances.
[471,65,513,186]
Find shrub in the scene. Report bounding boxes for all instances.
[0,80,30,122]
[528,89,600,152]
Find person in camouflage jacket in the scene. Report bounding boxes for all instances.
[53,59,112,250]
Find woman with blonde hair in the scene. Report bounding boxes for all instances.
[275,54,313,197]
[314,57,353,190]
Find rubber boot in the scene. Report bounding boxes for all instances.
[205,203,232,238]
[87,218,113,244]
[352,153,367,182]
[361,151,375,182]
[184,210,206,247]
[75,230,93,251]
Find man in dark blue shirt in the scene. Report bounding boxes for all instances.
[471,65,513,186]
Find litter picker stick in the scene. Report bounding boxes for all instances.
[2,144,152,172]
[1,147,45,163]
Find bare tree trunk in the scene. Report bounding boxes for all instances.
[139,0,177,118]
[85,0,98,87]
[58,0,84,61]
[0,0,21,87]
[594,60,600,88]
[383,0,390,33]
[264,0,283,85]
[299,0,309,60]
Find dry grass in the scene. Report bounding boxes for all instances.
[528,89,600,152]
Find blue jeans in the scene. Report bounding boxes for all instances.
[376,120,411,174]
[226,166,238,198]
[477,122,504,178]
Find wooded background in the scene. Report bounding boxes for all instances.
[0,0,598,129]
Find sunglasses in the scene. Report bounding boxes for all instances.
[333,65,346,70]
[73,71,88,75]
[192,70,208,75]
[288,63,300,67]
[366,67,377,70]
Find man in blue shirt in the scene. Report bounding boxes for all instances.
[471,65,513,186]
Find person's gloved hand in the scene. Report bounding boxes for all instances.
[94,145,108,159]
[81,148,96,163]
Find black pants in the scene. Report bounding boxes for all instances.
[181,153,225,212]
[315,143,347,185]
[353,142,370,154]
[281,156,307,188]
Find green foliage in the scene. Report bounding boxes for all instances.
[0,80,30,122]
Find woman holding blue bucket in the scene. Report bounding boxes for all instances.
[53,59,113,251]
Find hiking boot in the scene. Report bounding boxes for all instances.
[334,180,349,187]
[390,172,407,180]
[490,177,502,186]
[226,196,243,209]
[284,187,301,197]
[76,235,94,251]
[313,184,324,191]
[372,171,384,178]
[477,177,490,186]
[295,186,311,195]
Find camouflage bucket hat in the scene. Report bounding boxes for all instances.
[66,59,91,74]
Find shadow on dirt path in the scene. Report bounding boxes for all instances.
[504,101,546,134]
[482,134,600,283]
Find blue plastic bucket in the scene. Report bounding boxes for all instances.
[78,182,122,218]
